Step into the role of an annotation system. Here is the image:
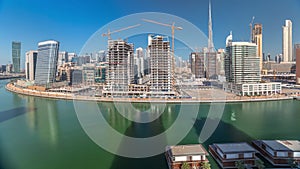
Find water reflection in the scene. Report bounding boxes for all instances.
[25,97,59,145]
[98,102,177,138]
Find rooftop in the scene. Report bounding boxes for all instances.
[215,142,256,153]
[263,140,300,151]
[167,144,208,156]
[231,42,257,47]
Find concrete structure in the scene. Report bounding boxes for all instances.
[206,51,217,79]
[209,142,258,168]
[35,40,59,86]
[217,49,225,76]
[253,140,300,167]
[224,36,281,96]
[82,64,95,85]
[105,39,134,96]
[225,41,261,84]
[190,52,205,78]
[282,20,293,62]
[25,50,38,81]
[165,144,209,169]
[224,82,282,96]
[6,64,13,73]
[95,63,108,83]
[148,35,175,96]
[295,44,300,84]
[252,24,263,71]
[67,53,77,63]
[263,61,295,74]
[57,51,68,68]
[96,50,106,62]
[208,0,214,52]
[71,69,83,86]
[134,47,145,80]
[12,41,21,73]
[1,65,6,73]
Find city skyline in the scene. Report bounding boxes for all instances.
[0,0,300,65]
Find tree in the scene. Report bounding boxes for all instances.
[255,159,265,169]
[235,161,245,169]
[181,162,190,169]
[200,161,211,169]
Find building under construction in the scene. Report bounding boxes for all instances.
[190,52,205,78]
[148,35,175,96]
[104,39,134,96]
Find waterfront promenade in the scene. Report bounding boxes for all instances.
[5,83,294,103]
[0,74,25,80]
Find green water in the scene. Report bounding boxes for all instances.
[1,80,300,169]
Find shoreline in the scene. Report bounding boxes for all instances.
[5,83,294,103]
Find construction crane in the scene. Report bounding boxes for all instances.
[102,24,141,40]
[142,18,183,90]
[249,16,255,42]
[142,19,183,54]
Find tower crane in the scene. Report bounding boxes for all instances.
[142,18,183,90]
[102,24,141,40]
[142,19,183,54]
[249,16,255,42]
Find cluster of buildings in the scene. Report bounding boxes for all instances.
[0,41,21,74]
[19,34,177,97]
[3,0,300,99]
[166,140,300,169]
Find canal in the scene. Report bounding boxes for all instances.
[0,80,300,169]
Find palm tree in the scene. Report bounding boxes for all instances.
[200,161,211,169]
[235,160,245,169]
[181,162,190,169]
[255,159,265,169]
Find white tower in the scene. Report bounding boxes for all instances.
[282,20,293,62]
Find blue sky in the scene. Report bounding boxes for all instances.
[0,0,300,65]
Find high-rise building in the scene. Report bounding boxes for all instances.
[12,41,21,73]
[295,44,300,84]
[252,24,263,70]
[148,35,174,96]
[205,52,217,79]
[6,64,13,73]
[216,49,225,76]
[105,39,134,95]
[57,51,68,68]
[208,0,214,52]
[25,51,38,81]
[82,64,95,85]
[205,0,217,79]
[134,47,145,79]
[225,42,261,84]
[35,40,59,85]
[67,53,77,63]
[282,20,293,62]
[190,52,205,78]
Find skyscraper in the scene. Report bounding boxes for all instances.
[105,39,134,95]
[208,0,214,52]
[225,41,261,84]
[134,47,145,79]
[205,0,217,79]
[295,44,300,84]
[282,20,293,62]
[252,24,263,70]
[34,40,59,85]
[25,50,38,81]
[148,35,174,96]
[57,51,68,68]
[12,41,21,73]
